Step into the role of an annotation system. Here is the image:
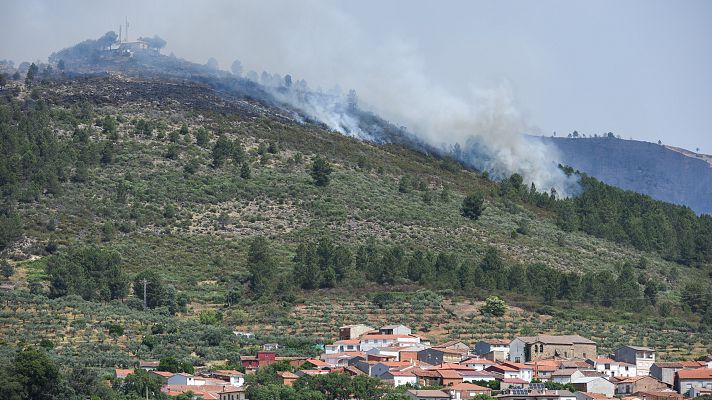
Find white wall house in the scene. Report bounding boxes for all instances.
[518,366,534,382]
[677,369,712,395]
[359,335,420,352]
[167,373,202,386]
[324,339,361,354]
[461,358,496,371]
[384,370,418,387]
[461,370,496,382]
[379,325,412,335]
[474,339,511,360]
[587,358,637,378]
[615,346,655,376]
[552,369,585,384]
[572,377,616,397]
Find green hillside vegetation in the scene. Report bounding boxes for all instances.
[1,76,711,375]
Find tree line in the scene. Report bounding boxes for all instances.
[238,236,708,322]
[44,246,187,315]
[551,171,712,266]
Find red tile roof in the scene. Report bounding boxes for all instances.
[679,361,707,368]
[487,364,518,372]
[462,357,496,365]
[333,339,360,345]
[501,362,532,370]
[579,392,611,399]
[115,369,134,378]
[439,340,469,347]
[215,369,244,376]
[435,363,477,371]
[164,385,238,399]
[460,370,496,377]
[413,368,441,378]
[502,378,529,384]
[407,389,450,398]
[437,369,463,379]
[678,368,712,380]
[446,382,491,391]
[390,369,417,376]
[306,358,331,368]
[299,369,330,375]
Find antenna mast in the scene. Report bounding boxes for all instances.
[125,17,129,42]
[118,24,122,43]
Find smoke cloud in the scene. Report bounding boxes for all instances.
[229,2,580,194]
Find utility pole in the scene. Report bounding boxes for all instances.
[142,278,148,310]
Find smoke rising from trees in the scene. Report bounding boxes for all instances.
[4,1,709,193]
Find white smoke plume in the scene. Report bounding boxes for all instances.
[228,2,581,196]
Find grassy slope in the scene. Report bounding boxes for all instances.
[1,77,710,365]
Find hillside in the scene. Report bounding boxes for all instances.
[541,137,712,215]
[0,57,711,375]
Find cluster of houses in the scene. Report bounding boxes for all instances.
[115,324,712,400]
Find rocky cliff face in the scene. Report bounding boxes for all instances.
[540,137,712,215]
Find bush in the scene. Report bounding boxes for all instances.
[482,296,506,317]
[461,192,485,220]
[310,156,333,187]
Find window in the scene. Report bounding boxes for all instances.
[540,344,544,352]
[605,364,611,370]
[534,346,538,353]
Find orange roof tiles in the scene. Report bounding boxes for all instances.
[462,357,496,365]
[437,369,463,379]
[502,378,529,384]
[580,392,611,399]
[306,358,331,368]
[446,382,491,391]
[390,369,417,376]
[501,362,533,370]
[487,364,518,372]
[679,361,707,368]
[435,363,477,371]
[678,368,712,379]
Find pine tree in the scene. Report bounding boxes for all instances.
[240,162,251,179]
[461,192,486,220]
[310,156,333,187]
[211,135,232,168]
[247,236,275,297]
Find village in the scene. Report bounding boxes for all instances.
[114,324,712,400]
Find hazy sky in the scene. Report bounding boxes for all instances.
[2,0,711,152]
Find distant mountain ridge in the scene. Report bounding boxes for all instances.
[540,137,712,215]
